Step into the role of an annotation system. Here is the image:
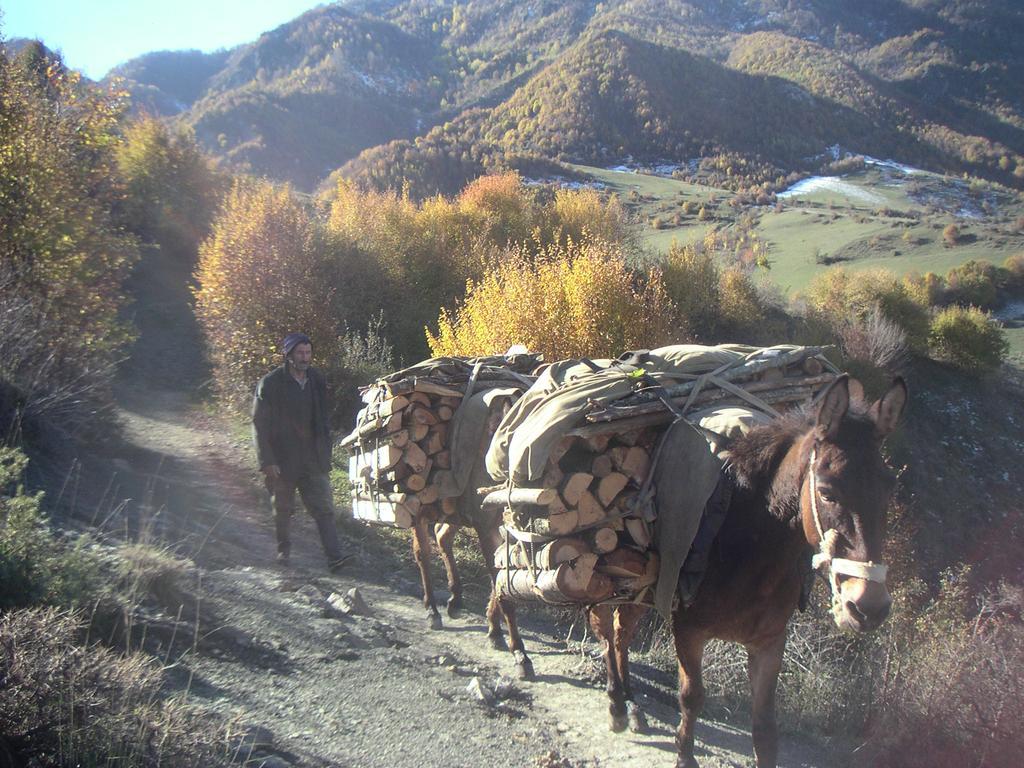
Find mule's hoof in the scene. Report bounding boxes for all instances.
[428,613,444,630]
[513,651,535,681]
[675,756,700,768]
[446,598,461,618]
[609,713,628,733]
[487,633,508,651]
[626,702,648,734]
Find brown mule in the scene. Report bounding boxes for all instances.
[407,437,535,680]
[590,375,907,767]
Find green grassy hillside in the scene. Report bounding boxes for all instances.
[571,161,1024,300]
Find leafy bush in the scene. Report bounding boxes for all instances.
[807,268,930,351]
[194,179,385,417]
[0,447,102,612]
[548,187,629,248]
[943,222,961,246]
[327,180,483,358]
[326,173,639,360]
[902,271,946,307]
[116,116,225,257]
[0,608,231,766]
[945,259,999,309]
[928,305,1008,372]
[661,232,777,343]
[0,47,138,435]
[1003,253,1024,293]
[662,242,721,341]
[427,239,678,360]
[456,172,537,245]
[717,268,785,343]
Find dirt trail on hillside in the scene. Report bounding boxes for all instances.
[109,381,828,768]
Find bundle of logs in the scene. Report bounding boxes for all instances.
[486,426,661,605]
[486,345,837,607]
[343,360,535,528]
[344,380,465,528]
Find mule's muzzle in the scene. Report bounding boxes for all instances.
[838,577,892,632]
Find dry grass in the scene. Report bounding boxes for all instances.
[0,607,232,767]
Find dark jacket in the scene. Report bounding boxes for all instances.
[252,365,332,477]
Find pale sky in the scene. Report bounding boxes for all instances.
[1,0,330,79]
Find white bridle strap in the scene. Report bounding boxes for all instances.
[829,557,888,582]
[808,448,888,585]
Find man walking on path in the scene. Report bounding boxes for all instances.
[252,332,350,572]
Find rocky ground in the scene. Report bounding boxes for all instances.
[103,384,829,768]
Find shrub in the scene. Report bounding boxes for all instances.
[0,446,102,611]
[456,171,537,246]
[196,179,332,405]
[807,268,930,351]
[902,271,946,307]
[116,116,225,258]
[427,239,679,361]
[945,259,999,309]
[0,47,138,435]
[928,305,1008,372]
[837,304,909,372]
[327,181,487,359]
[865,575,1024,768]
[195,179,384,418]
[717,268,783,343]
[550,187,629,248]
[943,222,961,246]
[1003,253,1024,293]
[661,241,721,340]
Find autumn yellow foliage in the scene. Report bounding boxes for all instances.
[427,240,679,361]
[195,179,367,406]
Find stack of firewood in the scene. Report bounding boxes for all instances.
[487,346,839,606]
[488,427,661,605]
[344,379,465,528]
[344,356,535,528]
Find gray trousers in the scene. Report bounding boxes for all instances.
[267,473,343,564]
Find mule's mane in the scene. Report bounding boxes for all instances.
[727,402,875,522]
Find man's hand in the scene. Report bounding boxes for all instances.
[262,465,281,481]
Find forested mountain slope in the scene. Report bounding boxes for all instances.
[105,0,1024,192]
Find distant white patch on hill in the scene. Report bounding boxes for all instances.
[604,161,690,177]
[862,155,924,176]
[777,176,887,204]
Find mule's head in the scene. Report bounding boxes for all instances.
[800,374,907,632]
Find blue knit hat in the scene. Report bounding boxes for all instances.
[282,332,311,357]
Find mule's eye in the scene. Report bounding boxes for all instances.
[818,489,837,504]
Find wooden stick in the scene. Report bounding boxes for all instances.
[584,382,827,424]
[481,487,558,509]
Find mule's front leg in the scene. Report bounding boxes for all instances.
[412,515,443,629]
[613,603,649,733]
[477,524,534,679]
[435,522,462,617]
[746,633,785,768]
[674,629,707,768]
[589,605,628,732]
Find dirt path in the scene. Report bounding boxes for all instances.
[109,385,829,768]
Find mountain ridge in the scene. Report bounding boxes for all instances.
[97,0,1024,192]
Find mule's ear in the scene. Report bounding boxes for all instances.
[816,374,850,441]
[871,377,908,438]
